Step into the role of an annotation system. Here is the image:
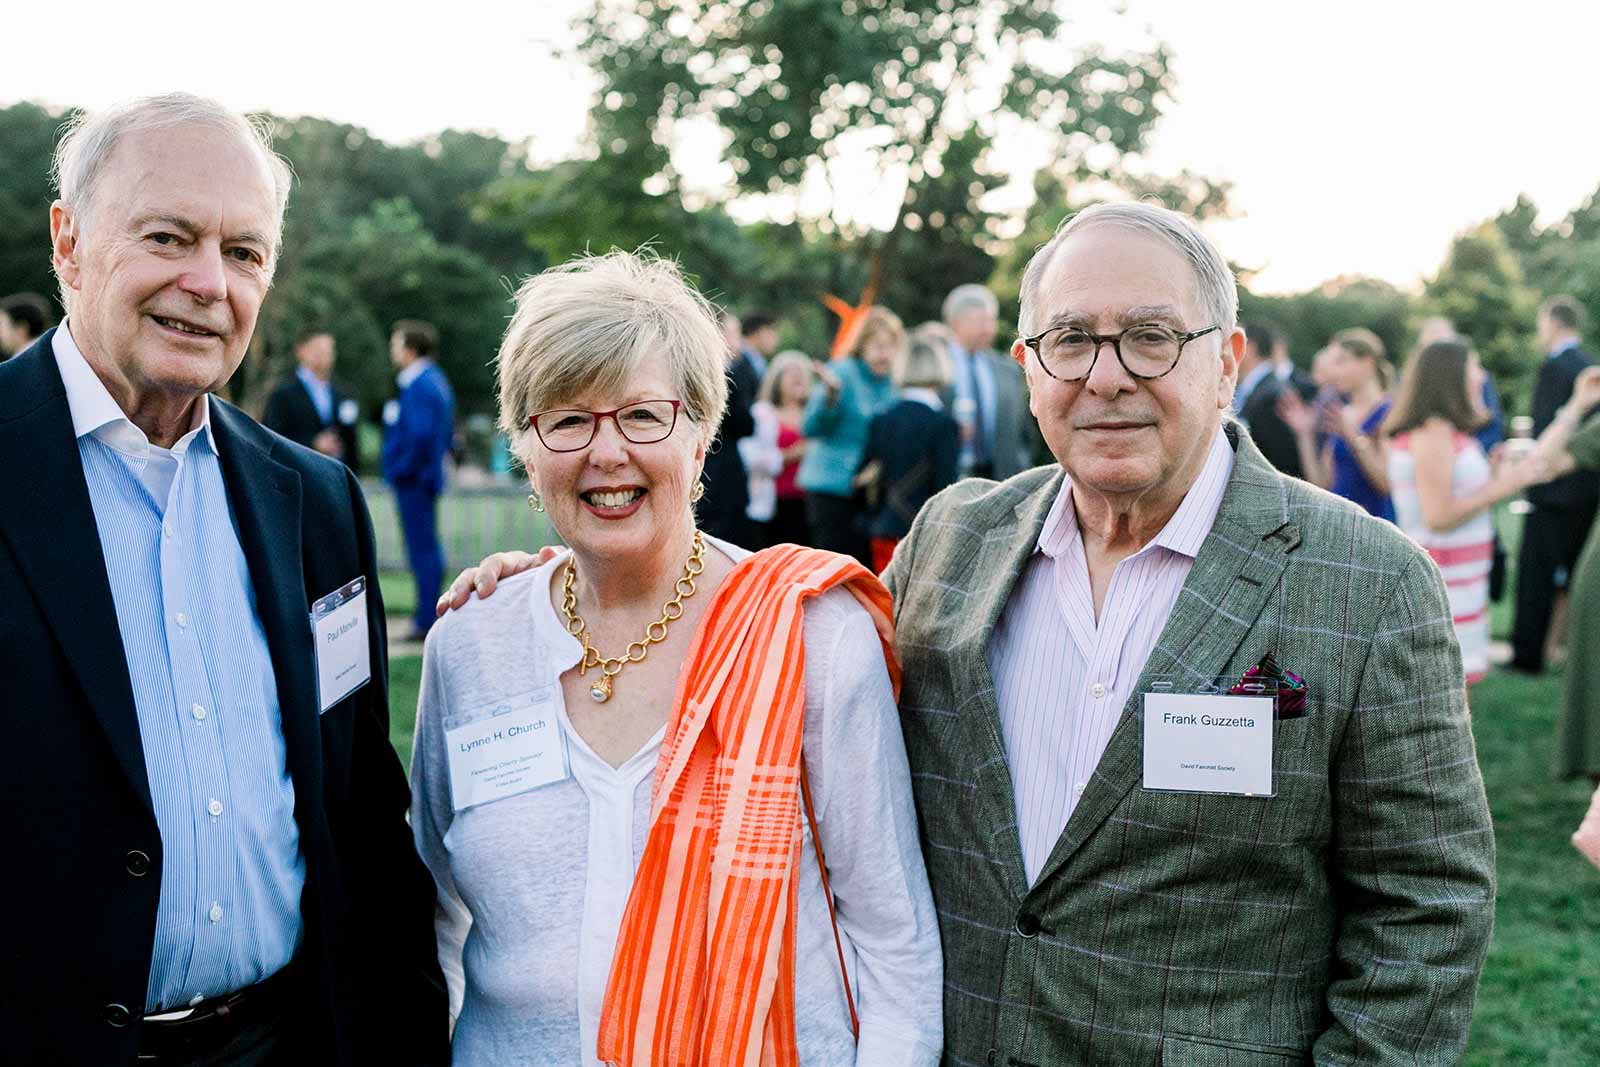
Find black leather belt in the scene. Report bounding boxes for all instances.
[136,961,297,1061]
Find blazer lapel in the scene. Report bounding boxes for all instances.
[0,337,153,812]
[210,404,325,810]
[957,470,1065,900]
[1027,427,1302,890]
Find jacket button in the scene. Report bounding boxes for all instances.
[104,1003,132,1027]
[125,850,151,877]
[1015,911,1041,937]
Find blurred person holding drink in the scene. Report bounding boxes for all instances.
[1279,327,1397,520]
[740,349,815,547]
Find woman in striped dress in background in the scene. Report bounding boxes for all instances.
[1384,339,1543,684]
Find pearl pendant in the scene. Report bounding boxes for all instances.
[590,674,613,703]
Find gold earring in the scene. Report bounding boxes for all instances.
[527,491,544,513]
[691,480,705,503]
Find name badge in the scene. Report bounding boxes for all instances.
[338,398,360,426]
[382,399,401,427]
[445,695,569,813]
[309,577,372,713]
[1142,691,1274,796]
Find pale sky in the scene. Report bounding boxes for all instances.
[6,0,1596,294]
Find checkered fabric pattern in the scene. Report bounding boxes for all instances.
[883,424,1495,1066]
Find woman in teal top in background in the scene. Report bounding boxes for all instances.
[798,306,904,563]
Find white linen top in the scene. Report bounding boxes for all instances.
[411,537,942,1065]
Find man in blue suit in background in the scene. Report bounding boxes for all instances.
[383,319,454,639]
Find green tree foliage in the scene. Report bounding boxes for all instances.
[1422,223,1539,412]
[1239,276,1414,377]
[0,102,67,312]
[575,0,1176,327]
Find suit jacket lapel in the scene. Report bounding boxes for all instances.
[958,470,1065,900]
[0,335,153,812]
[1027,426,1302,890]
[210,404,325,811]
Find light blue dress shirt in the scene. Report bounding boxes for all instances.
[53,328,304,1013]
[297,365,334,425]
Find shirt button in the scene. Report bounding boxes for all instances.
[189,994,205,1006]
[191,704,207,722]
[207,799,223,817]
[163,521,176,539]
[208,902,223,924]
[175,612,189,628]
[1075,782,1087,794]
[1091,683,1107,699]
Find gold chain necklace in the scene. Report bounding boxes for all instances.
[561,530,706,703]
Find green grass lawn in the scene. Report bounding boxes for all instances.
[383,504,1600,1059]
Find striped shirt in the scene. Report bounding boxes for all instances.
[988,428,1235,884]
[53,326,303,1012]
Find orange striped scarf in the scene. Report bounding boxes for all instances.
[596,544,901,1066]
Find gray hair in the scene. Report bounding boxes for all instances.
[52,93,293,254]
[1016,202,1238,336]
[496,249,729,454]
[942,283,999,325]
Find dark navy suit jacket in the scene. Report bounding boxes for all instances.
[0,332,448,1065]
[858,397,961,540]
[382,362,454,496]
[1528,345,1599,511]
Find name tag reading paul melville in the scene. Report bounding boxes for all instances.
[1142,692,1274,796]
[445,696,569,813]
[309,577,372,713]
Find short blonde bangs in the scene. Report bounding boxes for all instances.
[497,250,728,452]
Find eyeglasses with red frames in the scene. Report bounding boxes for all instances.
[528,399,684,452]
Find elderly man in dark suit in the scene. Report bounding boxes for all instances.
[263,328,361,471]
[942,283,1041,480]
[0,93,446,1065]
[1510,295,1600,673]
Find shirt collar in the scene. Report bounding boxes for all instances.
[297,365,330,391]
[1036,424,1235,563]
[1550,338,1581,359]
[1235,362,1275,405]
[397,357,432,389]
[901,387,943,409]
[53,321,214,460]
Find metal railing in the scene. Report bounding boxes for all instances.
[361,480,561,572]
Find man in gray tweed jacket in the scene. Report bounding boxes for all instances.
[882,202,1494,1065]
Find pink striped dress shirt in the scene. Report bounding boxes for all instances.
[988,428,1236,884]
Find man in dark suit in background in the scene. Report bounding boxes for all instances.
[1512,295,1600,672]
[383,318,455,641]
[0,93,445,1065]
[263,328,361,471]
[942,283,1040,479]
[698,309,769,544]
[1234,321,1306,479]
[0,291,57,359]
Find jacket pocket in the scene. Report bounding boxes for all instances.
[1161,1032,1306,1065]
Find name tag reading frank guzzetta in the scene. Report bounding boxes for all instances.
[1142,691,1275,796]
[445,695,570,813]
[309,577,372,713]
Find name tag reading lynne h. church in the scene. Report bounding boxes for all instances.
[1142,691,1275,796]
[310,577,372,713]
[445,695,569,813]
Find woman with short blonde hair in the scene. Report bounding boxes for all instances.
[412,251,941,1066]
[741,350,816,546]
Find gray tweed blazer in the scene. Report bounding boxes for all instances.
[883,423,1495,1066]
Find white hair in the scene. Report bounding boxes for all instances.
[1016,201,1238,336]
[942,283,999,325]
[52,92,293,249]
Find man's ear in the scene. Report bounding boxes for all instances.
[1218,327,1246,410]
[50,201,82,294]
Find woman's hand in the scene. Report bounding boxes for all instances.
[1276,390,1317,436]
[1572,365,1600,414]
[1574,783,1600,871]
[435,548,558,616]
[814,362,842,401]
